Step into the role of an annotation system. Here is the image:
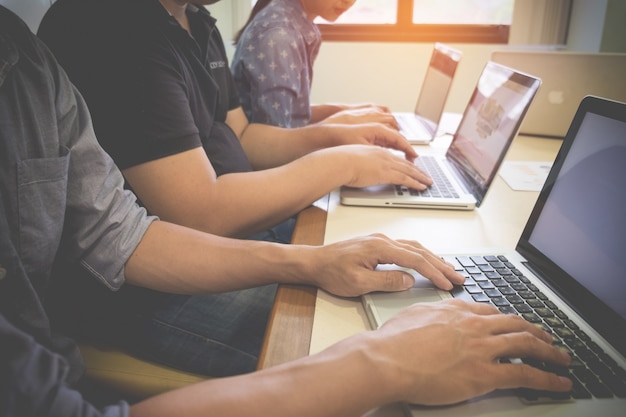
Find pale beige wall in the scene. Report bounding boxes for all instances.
[309,42,497,114]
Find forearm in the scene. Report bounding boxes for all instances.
[309,103,345,124]
[198,149,352,237]
[240,122,341,170]
[130,332,394,417]
[124,220,311,294]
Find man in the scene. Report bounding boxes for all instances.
[0,10,573,416]
[36,0,435,376]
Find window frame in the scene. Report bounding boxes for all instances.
[317,0,511,43]
[234,0,571,46]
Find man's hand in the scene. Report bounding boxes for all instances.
[373,300,573,406]
[303,234,465,296]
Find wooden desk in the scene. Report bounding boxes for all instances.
[257,196,328,370]
[258,134,562,370]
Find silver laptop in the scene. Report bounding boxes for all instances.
[363,96,626,417]
[492,50,626,138]
[341,61,541,210]
[394,43,462,144]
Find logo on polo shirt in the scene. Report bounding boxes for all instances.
[209,60,226,70]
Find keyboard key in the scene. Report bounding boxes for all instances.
[570,378,593,399]
[478,281,495,290]
[472,293,490,303]
[471,256,488,265]
[499,306,517,314]
[465,286,483,294]
[491,297,510,307]
[586,381,614,398]
[456,256,475,268]
[522,313,542,323]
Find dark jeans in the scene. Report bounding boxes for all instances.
[50,217,296,377]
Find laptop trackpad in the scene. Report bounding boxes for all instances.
[364,289,450,326]
[365,265,451,325]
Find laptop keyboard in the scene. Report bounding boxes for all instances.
[396,113,432,138]
[446,254,626,402]
[394,155,459,199]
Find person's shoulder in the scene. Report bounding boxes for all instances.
[243,14,302,49]
[249,2,318,44]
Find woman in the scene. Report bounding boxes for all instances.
[231,0,399,129]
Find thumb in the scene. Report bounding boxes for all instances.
[376,270,415,292]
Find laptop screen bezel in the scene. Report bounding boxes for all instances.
[445,62,541,207]
[516,95,626,357]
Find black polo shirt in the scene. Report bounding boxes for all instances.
[39,0,252,176]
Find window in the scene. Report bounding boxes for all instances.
[243,0,571,45]
[317,0,514,43]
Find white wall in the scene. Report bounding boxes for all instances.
[309,42,493,114]
[567,0,608,52]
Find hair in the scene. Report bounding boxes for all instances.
[233,0,272,44]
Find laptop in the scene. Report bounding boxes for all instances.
[341,61,541,210]
[394,43,462,144]
[492,50,626,138]
[362,95,626,417]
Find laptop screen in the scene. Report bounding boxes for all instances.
[446,62,541,206]
[414,43,461,129]
[518,96,626,355]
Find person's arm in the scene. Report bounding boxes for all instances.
[1,314,129,417]
[122,144,430,239]
[129,300,572,417]
[124,224,463,295]
[227,107,417,171]
[311,103,400,130]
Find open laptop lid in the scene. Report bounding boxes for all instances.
[491,50,626,138]
[413,42,462,133]
[446,61,541,206]
[516,96,626,357]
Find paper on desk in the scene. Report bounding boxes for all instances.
[499,161,552,191]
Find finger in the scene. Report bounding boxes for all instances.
[481,313,553,343]
[490,331,571,367]
[361,235,463,290]
[389,158,433,189]
[461,299,502,315]
[394,157,432,185]
[374,127,417,160]
[383,115,400,130]
[371,269,419,292]
[376,252,461,291]
[393,240,465,286]
[494,361,573,393]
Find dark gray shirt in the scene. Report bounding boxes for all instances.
[0,6,154,416]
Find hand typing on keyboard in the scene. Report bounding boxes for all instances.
[448,255,626,403]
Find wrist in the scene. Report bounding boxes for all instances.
[356,331,415,404]
[329,332,405,408]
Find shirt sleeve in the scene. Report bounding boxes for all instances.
[238,26,306,127]
[0,314,130,417]
[46,37,156,290]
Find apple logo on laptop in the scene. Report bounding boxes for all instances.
[548,90,565,105]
